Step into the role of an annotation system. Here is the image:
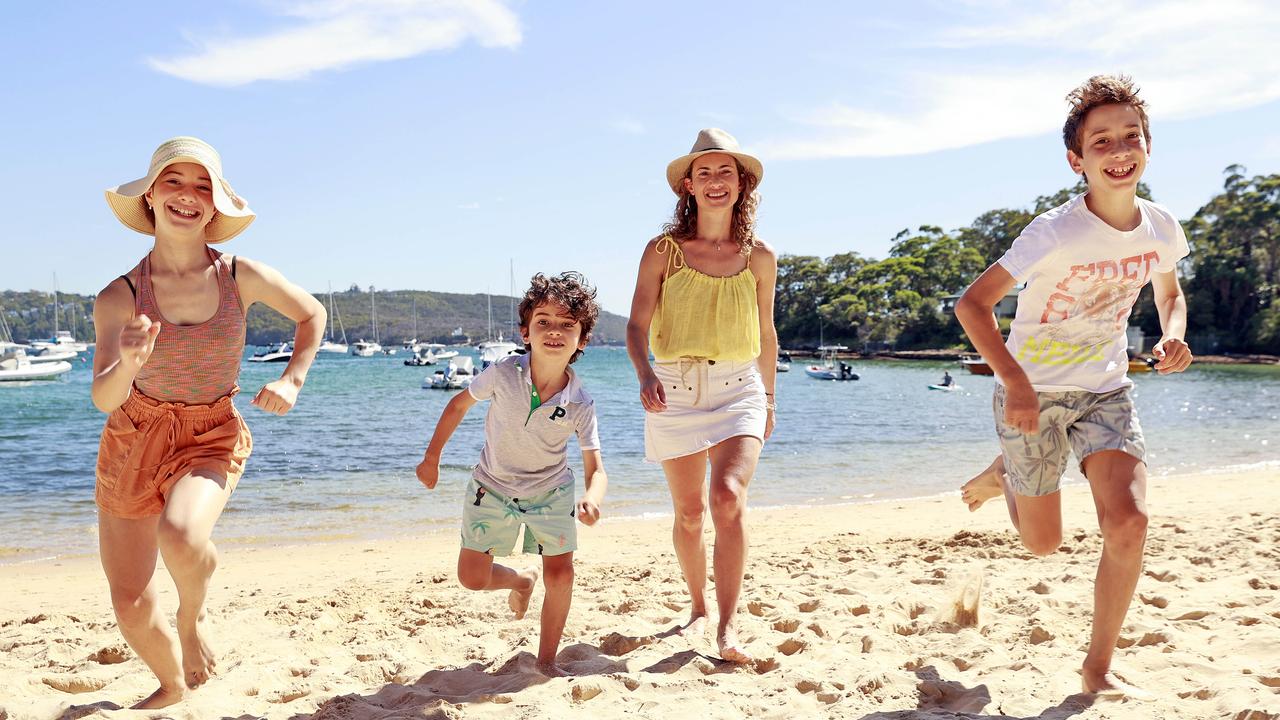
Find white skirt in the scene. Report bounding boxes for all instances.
[644,358,767,462]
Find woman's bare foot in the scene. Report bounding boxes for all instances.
[960,456,1006,512]
[1082,667,1155,701]
[176,609,216,688]
[716,621,753,664]
[676,609,708,638]
[508,567,540,620]
[132,684,189,709]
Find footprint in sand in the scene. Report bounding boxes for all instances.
[795,678,823,693]
[1029,626,1054,644]
[88,644,131,664]
[772,618,801,633]
[1175,610,1212,621]
[797,599,820,613]
[42,676,109,694]
[777,638,806,656]
[917,678,990,713]
[1138,594,1169,608]
[597,632,655,656]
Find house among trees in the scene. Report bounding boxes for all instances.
[939,287,1019,318]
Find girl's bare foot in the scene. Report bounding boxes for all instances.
[1082,667,1155,701]
[716,621,752,664]
[508,567,540,620]
[960,456,1006,512]
[177,609,216,688]
[132,684,188,709]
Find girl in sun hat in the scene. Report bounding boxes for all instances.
[92,136,326,709]
[625,128,779,664]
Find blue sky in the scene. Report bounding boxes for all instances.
[3,0,1279,315]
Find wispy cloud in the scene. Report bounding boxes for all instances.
[458,201,481,210]
[149,0,521,87]
[762,0,1280,159]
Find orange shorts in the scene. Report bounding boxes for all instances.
[95,388,253,519]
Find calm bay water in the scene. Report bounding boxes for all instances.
[1,347,1277,562]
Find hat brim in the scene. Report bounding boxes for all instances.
[666,150,764,195]
[105,155,255,244]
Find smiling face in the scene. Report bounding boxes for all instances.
[145,162,216,236]
[1067,103,1150,193]
[682,152,741,210]
[521,300,587,362]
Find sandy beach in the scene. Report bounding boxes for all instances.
[2,467,1277,719]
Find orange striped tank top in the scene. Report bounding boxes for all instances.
[133,248,245,405]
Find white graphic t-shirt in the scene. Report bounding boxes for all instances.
[997,194,1189,393]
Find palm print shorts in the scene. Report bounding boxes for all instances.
[993,385,1146,497]
[460,476,577,557]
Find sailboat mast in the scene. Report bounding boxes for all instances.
[52,273,59,336]
[371,286,378,344]
[508,259,514,338]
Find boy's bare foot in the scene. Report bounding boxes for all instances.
[676,609,708,638]
[1082,668,1155,701]
[960,457,1006,512]
[177,609,216,688]
[535,659,569,677]
[132,685,189,709]
[716,622,752,664]
[508,567,540,620]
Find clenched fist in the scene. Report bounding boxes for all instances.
[118,314,161,371]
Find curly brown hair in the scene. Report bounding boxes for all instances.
[661,159,761,255]
[1062,74,1151,157]
[517,272,600,364]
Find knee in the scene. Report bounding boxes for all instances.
[543,560,574,589]
[110,588,155,627]
[709,479,748,523]
[156,518,204,561]
[457,565,491,591]
[1022,533,1062,557]
[674,505,705,533]
[1102,507,1149,552]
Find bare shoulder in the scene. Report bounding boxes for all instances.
[94,276,134,317]
[749,238,778,272]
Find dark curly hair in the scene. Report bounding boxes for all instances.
[1062,74,1151,158]
[517,272,599,363]
[662,158,761,255]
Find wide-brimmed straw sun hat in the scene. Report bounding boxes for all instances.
[105,136,255,244]
[665,128,763,195]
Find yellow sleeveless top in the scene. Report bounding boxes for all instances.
[649,236,761,362]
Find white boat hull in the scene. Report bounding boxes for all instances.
[0,360,72,381]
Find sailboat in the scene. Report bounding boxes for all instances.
[318,283,348,354]
[476,267,519,369]
[350,285,383,357]
[30,274,87,354]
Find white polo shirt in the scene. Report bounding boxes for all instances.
[467,354,600,498]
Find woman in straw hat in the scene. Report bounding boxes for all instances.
[626,128,778,663]
[92,136,326,708]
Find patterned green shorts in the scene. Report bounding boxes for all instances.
[993,385,1146,497]
[460,476,577,557]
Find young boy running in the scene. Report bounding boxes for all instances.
[955,75,1193,699]
[415,272,608,676]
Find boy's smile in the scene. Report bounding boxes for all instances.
[1068,103,1150,192]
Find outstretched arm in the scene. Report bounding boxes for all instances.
[235,257,327,415]
[416,389,479,489]
[90,276,157,413]
[1150,269,1192,374]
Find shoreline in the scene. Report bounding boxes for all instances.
[3,467,1277,718]
[6,459,1278,569]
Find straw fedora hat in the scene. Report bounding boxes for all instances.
[105,137,255,244]
[665,128,763,195]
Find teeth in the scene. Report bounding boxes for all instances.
[169,206,198,217]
